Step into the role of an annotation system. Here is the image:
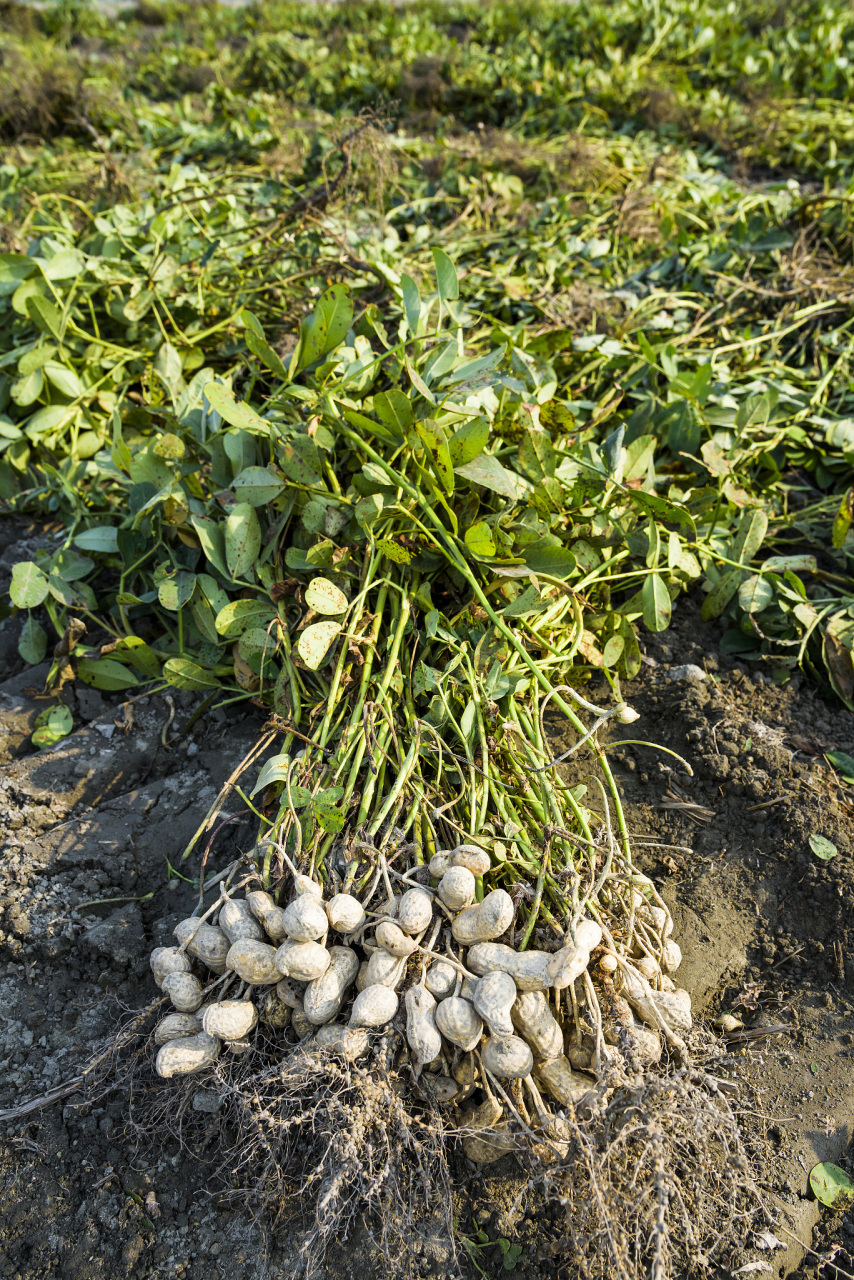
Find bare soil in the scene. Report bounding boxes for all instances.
[1,515,854,1280]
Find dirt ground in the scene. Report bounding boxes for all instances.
[1,514,854,1280]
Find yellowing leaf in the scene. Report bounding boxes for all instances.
[305,577,348,615]
[297,620,341,669]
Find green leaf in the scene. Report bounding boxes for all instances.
[732,508,768,564]
[460,699,476,741]
[44,361,85,399]
[26,295,62,339]
[735,394,772,432]
[51,548,93,582]
[602,634,625,667]
[448,416,489,467]
[455,453,530,500]
[191,515,230,579]
[432,248,459,304]
[216,598,275,638]
[355,494,383,530]
[305,577,348,615]
[163,658,221,690]
[642,573,671,631]
[31,704,73,749]
[297,620,340,669]
[280,435,321,486]
[523,542,576,578]
[624,489,696,540]
[115,636,160,677]
[416,420,455,493]
[203,382,268,432]
[233,466,285,506]
[157,569,196,612]
[464,521,496,558]
[503,585,546,618]
[517,426,556,482]
[826,750,854,784]
[76,657,139,691]
[225,502,262,579]
[250,752,294,797]
[738,574,774,614]
[73,526,119,553]
[762,554,817,574]
[0,252,37,292]
[809,1163,854,1209]
[315,804,346,834]
[376,538,412,564]
[400,273,422,336]
[10,561,49,609]
[293,284,353,374]
[18,614,47,664]
[373,389,412,436]
[245,327,289,380]
[701,568,741,621]
[238,626,275,662]
[831,491,853,551]
[809,834,838,861]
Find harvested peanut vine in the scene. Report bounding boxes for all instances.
[137,257,762,1276]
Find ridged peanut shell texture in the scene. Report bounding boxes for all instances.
[452,889,514,945]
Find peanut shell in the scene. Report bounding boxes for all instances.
[202,999,258,1041]
[452,889,514,945]
[226,939,281,985]
[162,971,204,1013]
[154,1012,202,1046]
[304,946,359,1025]
[349,983,398,1029]
[150,946,192,989]
[274,939,331,982]
[155,1030,220,1078]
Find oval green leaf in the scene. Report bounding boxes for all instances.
[809,834,838,861]
[225,502,262,580]
[10,561,49,609]
[642,573,671,632]
[810,1163,854,1209]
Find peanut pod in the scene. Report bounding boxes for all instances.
[472,970,516,1037]
[435,996,483,1052]
[467,942,551,992]
[155,1030,220,1078]
[451,889,514,945]
[150,946,192,989]
[304,946,360,1025]
[202,999,258,1041]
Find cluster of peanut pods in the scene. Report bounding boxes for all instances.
[150,846,691,1162]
